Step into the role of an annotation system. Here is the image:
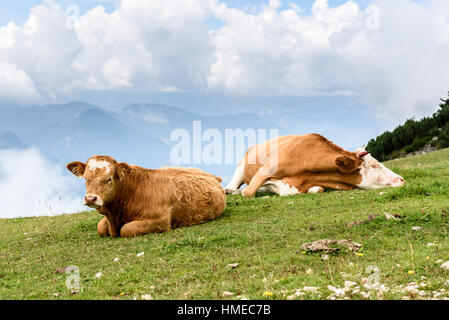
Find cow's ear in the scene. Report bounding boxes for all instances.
[66,161,86,177]
[117,162,131,180]
[335,156,359,174]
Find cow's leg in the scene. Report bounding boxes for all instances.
[120,216,171,238]
[224,162,245,195]
[242,169,271,198]
[99,208,121,237]
[97,217,110,237]
[307,186,324,194]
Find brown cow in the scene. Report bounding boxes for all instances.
[224,134,404,197]
[67,155,226,237]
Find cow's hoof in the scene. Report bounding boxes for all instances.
[241,190,255,198]
[225,189,242,195]
[308,186,324,194]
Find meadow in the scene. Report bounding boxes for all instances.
[1,149,449,300]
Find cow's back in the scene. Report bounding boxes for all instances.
[159,168,226,228]
[243,134,349,184]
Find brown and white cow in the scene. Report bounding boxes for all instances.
[67,155,226,237]
[224,134,404,197]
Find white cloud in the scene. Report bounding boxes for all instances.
[207,0,449,119]
[331,0,449,119]
[0,1,82,100]
[207,0,361,95]
[0,62,40,103]
[71,0,213,92]
[101,58,133,88]
[0,149,84,218]
[0,0,448,120]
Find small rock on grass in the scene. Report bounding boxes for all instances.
[303,286,320,293]
[412,226,422,231]
[441,261,449,271]
[344,281,357,288]
[54,268,67,274]
[327,285,345,297]
[222,291,235,297]
[347,214,379,228]
[385,212,400,221]
[141,294,153,300]
[301,239,362,253]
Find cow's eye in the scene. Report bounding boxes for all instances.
[105,177,113,183]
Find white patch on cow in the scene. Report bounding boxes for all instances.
[225,162,245,191]
[357,154,404,189]
[308,186,324,194]
[87,159,111,173]
[261,180,300,196]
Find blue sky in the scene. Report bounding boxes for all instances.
[0,0,119,25]
[0,0,375,26]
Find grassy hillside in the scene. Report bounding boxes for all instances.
[1,149,449,300]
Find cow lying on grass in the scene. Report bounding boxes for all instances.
[225,134,405,197]
[67,156,226,237]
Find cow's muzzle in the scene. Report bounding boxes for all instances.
[84,194,102,207]
[390,176,405,187]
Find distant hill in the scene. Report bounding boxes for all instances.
[0,99,388,182]
[0,102,98,134]
[0,131,28,150]
[0,101,290,181]
[366,93,449,161]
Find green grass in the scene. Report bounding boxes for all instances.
[1,149,449,300]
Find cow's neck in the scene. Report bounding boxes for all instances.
[304,171,362,190]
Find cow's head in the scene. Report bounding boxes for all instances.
[351,148,404,189]
[66,155,131,208]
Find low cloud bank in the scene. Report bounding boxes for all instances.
[0,148,85,218]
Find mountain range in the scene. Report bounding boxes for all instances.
[0,101,289,181]
[0,99,382,184]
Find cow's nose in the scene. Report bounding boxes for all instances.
[85,195,97,202]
